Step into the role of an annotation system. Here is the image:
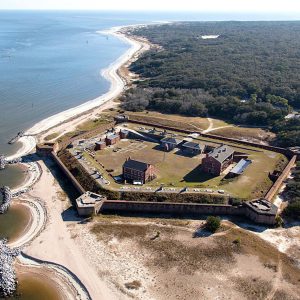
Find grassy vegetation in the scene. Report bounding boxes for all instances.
[77,115,114,131]
[212,126,275,143]
[90,217,300,286]
[56,114,114,145]
[91,135,287,199]
[121,190,227,204]
[209,118,230,128]
[127,111,210,131]
[44,132,59,141]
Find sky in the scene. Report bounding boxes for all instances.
[0,0,300,13]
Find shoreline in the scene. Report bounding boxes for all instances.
[4,23,150,197]
[1,23,152,299]
[26,25,148,137]
[3,23,150,163]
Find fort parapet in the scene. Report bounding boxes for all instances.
[38,116,298,225]
[74,197,278,225]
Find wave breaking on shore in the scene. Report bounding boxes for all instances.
[26,26,141,137]
[1,23,150,300]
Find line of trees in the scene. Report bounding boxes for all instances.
[121,87,289,126]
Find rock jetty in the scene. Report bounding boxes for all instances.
[0,239,20,298]
[8,131,24,145]
[0,187,12,214]
[0,155,22,171]
[0,155,5,170]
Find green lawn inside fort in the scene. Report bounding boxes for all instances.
[79,124,288,200]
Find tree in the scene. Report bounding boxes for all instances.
[205,216,221,233]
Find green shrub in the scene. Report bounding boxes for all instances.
[205,216,221,233]
[283,200,300,219]
[233,237,241,246]
[275,215,284,227]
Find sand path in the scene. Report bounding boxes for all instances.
[202,118,234,133]
[23,161,120,300]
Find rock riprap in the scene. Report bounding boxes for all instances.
[0,187,12,214]
[0,239,20,298]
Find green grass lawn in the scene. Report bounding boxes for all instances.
[85,135,287,199]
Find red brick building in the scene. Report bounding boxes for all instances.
[95,141,106,151]
[201,145,234,176]
[123,158,156,184]
[105,134,120,146]
[119,129,129,139]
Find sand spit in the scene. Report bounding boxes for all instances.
[11,161,42,197]
[17,253,91,300]
[8,196,46,249]
[6,136,36,161]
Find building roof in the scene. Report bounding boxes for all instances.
[123,159,150,172]
[106,134,119,140]
[120,129,129,134]
[161,137,182,145]
[208,145,234,163]
[95,141,105,145]
[115,114,128,120]
[182,141,201,150]
[244,199,278,216]
[76,192,105,208]
[230,159,252,175]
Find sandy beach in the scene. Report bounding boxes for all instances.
[3,24,151,299]
[4,24,150,161]
[26,25,149,138]
[3,21,300,299]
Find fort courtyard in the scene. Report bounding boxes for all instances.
[71,122,288,200]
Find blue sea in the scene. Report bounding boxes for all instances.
[0,10,299,297]
[0,10,299,157]
[0,10,299,188]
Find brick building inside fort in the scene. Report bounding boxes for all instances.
[202,145,234,176]
[123,158,156,184]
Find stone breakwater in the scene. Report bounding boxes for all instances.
[0,155,22,170]
[0,155,5,170]
[12,162,42,198]
[0,239,21,298]
[0,187,12,214]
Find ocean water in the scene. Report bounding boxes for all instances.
[0,11,133,156]
[1,10,299,157]
[0,8,299,248]
[0,10,299,299]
